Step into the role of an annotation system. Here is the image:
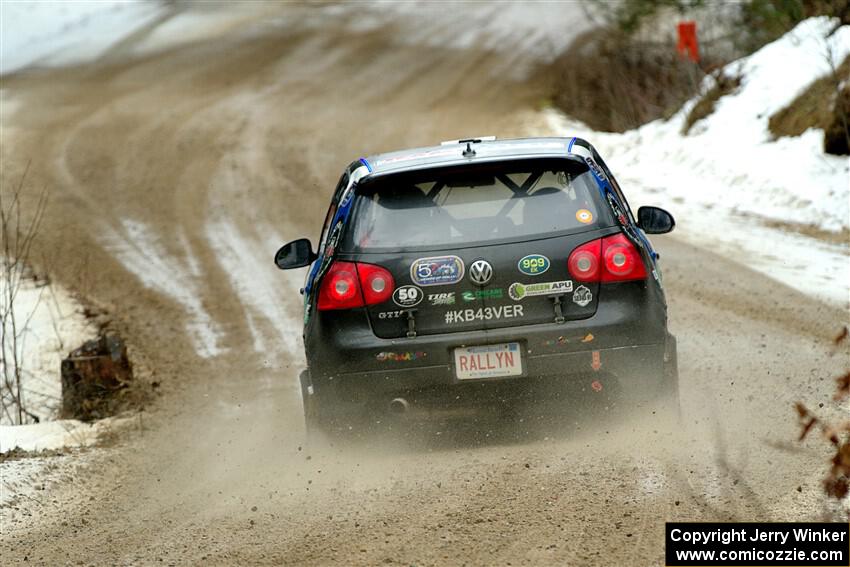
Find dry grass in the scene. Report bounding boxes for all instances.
[796,327,850,513]
[768,55,850,152]
[548,28,705,133]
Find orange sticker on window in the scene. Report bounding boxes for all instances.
[576,209,593,224]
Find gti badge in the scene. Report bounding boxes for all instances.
[469,259,493,286]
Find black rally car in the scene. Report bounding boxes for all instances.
[275,137,678,430]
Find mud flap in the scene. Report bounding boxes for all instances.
[656,333,681,420]
[299,369,320,435]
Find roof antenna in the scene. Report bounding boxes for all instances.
[463,141,476,157]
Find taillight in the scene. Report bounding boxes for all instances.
[317,261,395,310]
[568,239,601,282]
[568,233,647,283]
[356,263,394,305]
[601,233,647,282]
[318,261,362,310]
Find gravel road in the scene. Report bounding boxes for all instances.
[1,4,847,565]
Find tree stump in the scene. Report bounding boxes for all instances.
[61,335,133,421]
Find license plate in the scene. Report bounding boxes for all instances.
[454,342,522,380]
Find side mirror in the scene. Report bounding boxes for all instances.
[274,238,317,269]
[637,206,675,234]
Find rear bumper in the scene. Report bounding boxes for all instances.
[304,280,672,406]
[318,342,668,406]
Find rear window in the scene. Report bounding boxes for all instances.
[344,160,607,251]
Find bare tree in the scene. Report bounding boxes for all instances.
[0,162,49,425]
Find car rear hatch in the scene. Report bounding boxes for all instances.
[338,158,617,339]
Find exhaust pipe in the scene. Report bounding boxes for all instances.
[389,398,409,415]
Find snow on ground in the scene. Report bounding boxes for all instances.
[1,417,121,453]
[343,1,592,75]
[533,17,850,308]
[102,218,225,359]
[0,271,108,461]
[0,0,165,75]
[2,1,593,80]
[0,273,96,429]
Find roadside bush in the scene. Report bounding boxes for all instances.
[768,55,850,155]
[547,0,849,133]
[736,0,850,53]
[549,28,704,132]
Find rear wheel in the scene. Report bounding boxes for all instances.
[635,334,680,423]
[300,371,372,443]
[602,336,680,423]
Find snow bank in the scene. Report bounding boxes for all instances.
[673,17,850,232]
[1,274,97,427]
[0,418,114,453]
[0,1,165,75]
[536,17,850,307]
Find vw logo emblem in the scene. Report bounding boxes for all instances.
[469,259,493,286]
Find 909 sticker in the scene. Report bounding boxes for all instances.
[517,254,550,276]
[410,256,465,286]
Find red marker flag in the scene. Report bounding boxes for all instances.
[677,21,699,62]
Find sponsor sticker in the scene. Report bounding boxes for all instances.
[576,209,593,224]
[517,254,550,276]
[428,292,456,306]
[410,256,464,286]
[378,310,405,319]
[584,156,607,181]
[591,350,602,371]
[652,268,663,289]
[376,351,427,362]
[443,305,524,324]
[543,332,594,347]
[393,285,423,307]
[508,280,573,301]
[572,285,593,307]
[461,289,503,302]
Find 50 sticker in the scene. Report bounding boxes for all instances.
[393,285,423,307]
[517,254,550,276]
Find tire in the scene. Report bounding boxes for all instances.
[300,370,365,444]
